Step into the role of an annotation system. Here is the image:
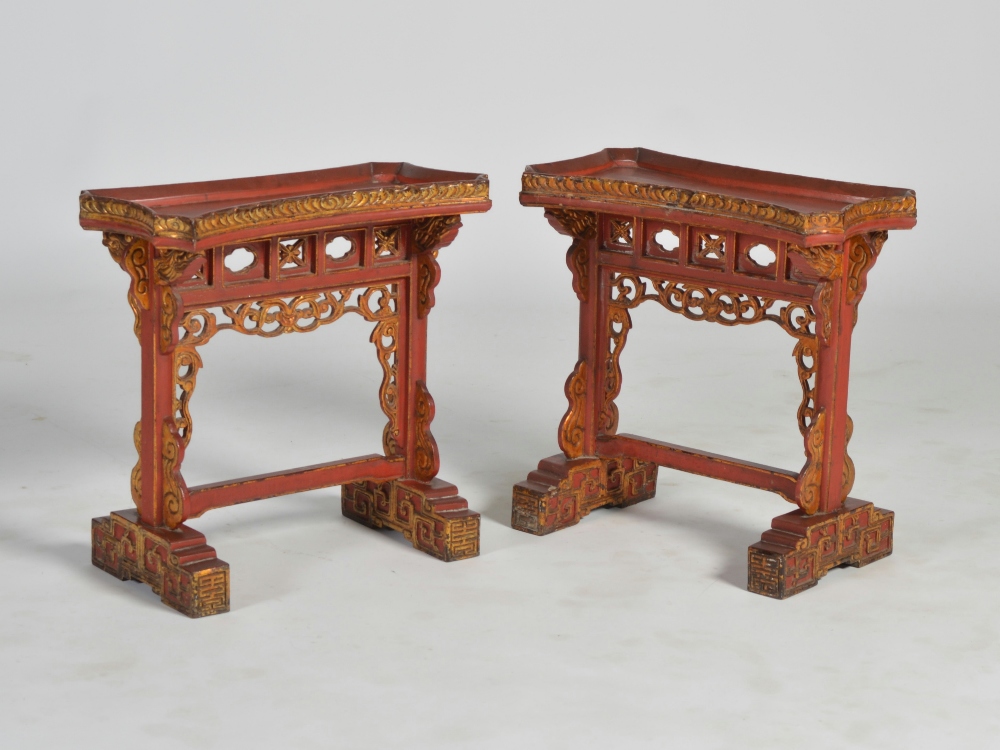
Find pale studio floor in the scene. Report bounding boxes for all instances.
[1,243,997,748]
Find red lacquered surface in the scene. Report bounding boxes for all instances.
[511,147,915,599]
[83,162,489,616]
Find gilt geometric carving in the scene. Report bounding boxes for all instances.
[92,509,229,617]
[342,478,479,561]
[748,498,893,599]
[512,454,657,535]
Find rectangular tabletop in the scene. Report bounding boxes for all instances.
[81,162,491,248]
[521,148,915,241]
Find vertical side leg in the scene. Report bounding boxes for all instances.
[92,238,228,617]
[512,213,656,536]
[749,234,892,598]
[342,218,479,561]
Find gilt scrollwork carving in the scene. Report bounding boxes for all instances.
[788,244,843,279]
[412,214,462,253]
[842,414,855,502]
[173,346,202,447]
[371,316,400,456]
[160,288,180,353]
[793,338,818,436]
[174,285,400,456]
[162,421,186,528]
[545,209,598,240]
[558,360,588,459]
[103,233,149,339]
[795,410,826,515]
[82,181,488,242]
[416,251,440,318]
[546,209,596,302]
[522,173,915,236]
[601,307,632,435]
[155,249,200,285]
[602,272,824,504]
[846,231,887,325]
[130,421,142,510]
[607,273,815,337]
[413,380,440,481]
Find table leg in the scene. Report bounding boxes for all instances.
[341,231,480,561]
[512,216,657,535]
[749,232,893,597]
[92,236,229,616]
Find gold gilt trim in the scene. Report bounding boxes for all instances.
[412,214,462,253]
[81,181,488,241]
[104,233,149,339]
[558,360,588,459]
[546,208,598,239]
[523,174,915,236]
[176,286,401,457]
[416,252,440,318]
[842,414,856,502]
[162,421,185,528]
[566,240,589,302]
[155,249,200,285]
[130,421,142,510]
[796,410,826,514]
[788,244,843,279]
[160,288,180,353]
[413,381,440,482]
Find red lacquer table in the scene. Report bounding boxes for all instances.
[512,148,916,598]
[81,162,490,616]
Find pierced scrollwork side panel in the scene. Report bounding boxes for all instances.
[173,285,402,457]
[603,272,820,439]
[162,421,187,529]
[600,306,632,435]
[371,316,401,456]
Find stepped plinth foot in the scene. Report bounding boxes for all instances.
[748,498,893,599]
[342,478,480,561]
[92,509,230,617]
[512,453,658,535]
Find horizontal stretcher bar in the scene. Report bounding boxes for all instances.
[187,454,405,518]
[597,434,798,502]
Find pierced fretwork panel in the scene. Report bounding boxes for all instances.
[172,285,401,456]
[604,216,634,252]
[277,236,315,278]
[324,230,362,271]
[603,272,818,439]
[222,241,268,283]
[374,226,404,262]
[643,221,681,261]
[691,229,727,268]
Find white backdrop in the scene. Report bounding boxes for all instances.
[2,2,998,748]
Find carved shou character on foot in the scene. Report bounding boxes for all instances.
[511,149,915,598]
[81,163,491,616]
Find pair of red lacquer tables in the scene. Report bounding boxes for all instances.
[81,149,916,616]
